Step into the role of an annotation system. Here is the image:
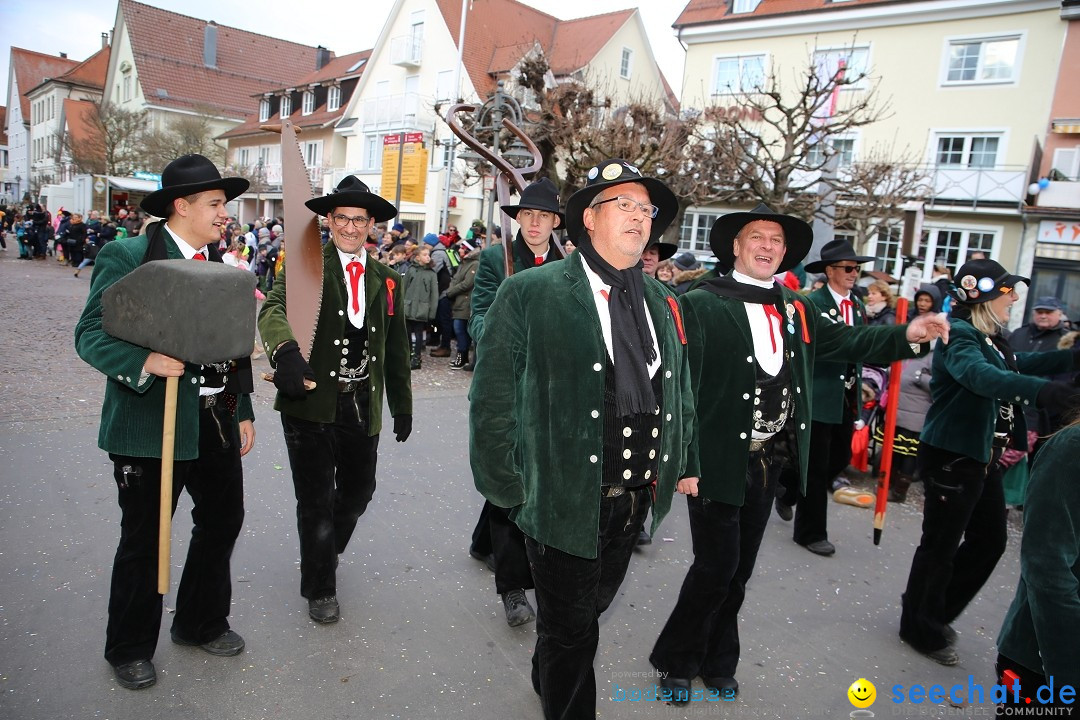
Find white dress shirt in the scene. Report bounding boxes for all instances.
[579,254,662,378]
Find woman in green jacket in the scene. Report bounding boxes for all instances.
[996,416,1080,709]
[900,259,1080,666]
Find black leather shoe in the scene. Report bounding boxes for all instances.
[943,624,958,646]
[469,549,496,572]
[172,629,245,656]
[703,675,739,696]
[113,659,156,690]
[502,589,536,627]
[658,676,692,705]
[922,645,959,666]
[775,498,793,521]
[309,596,340,624]
[637,529,652,545]
[803,539,835,556]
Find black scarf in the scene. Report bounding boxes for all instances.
[577,242,656,417]
[700,274,782,305]
[514,231,555,270]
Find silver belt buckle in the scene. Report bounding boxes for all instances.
[748,439,766,452]
[602,486,626,498]
[203,393,217,409]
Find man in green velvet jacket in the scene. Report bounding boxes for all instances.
[75,154,255,691]
[470,159,694,719]
[258,176,412,625]
[466,177,564,628]
[649,204,950,704]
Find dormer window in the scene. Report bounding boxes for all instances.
[259,98,270,122]
[280,94,292,117]
[328,85,341,112]
[302,90,315,115]
[732,0,761,13]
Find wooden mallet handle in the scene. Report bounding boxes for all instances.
[158,375,178,594]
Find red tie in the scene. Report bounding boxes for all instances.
[762,304,784,353]
[534,256,543,266]
[346,261,364,314]
[192,251,206,261]
[840,298,853,325]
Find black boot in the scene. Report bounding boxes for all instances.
[888,473,912,503]
[449,352,466,370]
[410,339,423,370]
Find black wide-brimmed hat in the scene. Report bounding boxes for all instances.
[951,259,1029,305]
[141,154,249,218]
[709,203,812,274]
[803,238,875,273]
[647,238,678,261]
[500,177,564,227]
[565,159,677,245]
[305,175,397,222]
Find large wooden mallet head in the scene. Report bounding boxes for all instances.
[102,259,256,363]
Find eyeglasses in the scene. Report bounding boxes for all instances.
[829,264,860,274]
[331,213,373,229]
[591,195,659,219]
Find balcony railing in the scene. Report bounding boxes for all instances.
[359,92,421,130]
[389,35,422,67]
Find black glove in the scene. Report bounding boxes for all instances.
[393,414,413,443]
[273,340,315,401]
[1036,381,1080,418]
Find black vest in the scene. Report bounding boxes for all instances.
[339,321,370,383]
[752,359,792,437]
[601,357,664,488]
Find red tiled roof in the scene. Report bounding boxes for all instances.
[0,106,7,145]
[55,45,111,90]
[548,10,635,76]
[675,0,899,28]
[62,98,99,149]
[218,50,372,140]
[9,47,79,125]
[120,0,332,119]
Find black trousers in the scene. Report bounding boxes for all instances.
[104,403,244,666]
[281,389,380,600]
[489,503,533,593]
[788,403,854,546]
[527,486,651,720]
[435,296,453,349]
[651,448,778,680]
[900,443,1007,652]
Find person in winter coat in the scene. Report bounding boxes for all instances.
[865,280,897,327]
[670,252,707,294]
[914,283,942,316]
[403,244,439,369]
[445,238,480,370]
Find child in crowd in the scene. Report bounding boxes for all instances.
[402,244,439,370]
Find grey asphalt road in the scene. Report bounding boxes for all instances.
[0,253,1021,719]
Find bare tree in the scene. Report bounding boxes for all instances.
[834,144,933,250]
[141,108,227,170]
[62,101,148,176]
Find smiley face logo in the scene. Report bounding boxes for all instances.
[848,678,876,708]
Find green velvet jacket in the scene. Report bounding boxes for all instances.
[468,232,561,346]
[469,251,694,559]
[920,319,1072,463]
[74,224,255,460]
[681,282,920,506]
[806,285,867,423]
[997,422,1080,689]
[257,241,412,432]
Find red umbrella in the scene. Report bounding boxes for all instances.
[873,297,909,545]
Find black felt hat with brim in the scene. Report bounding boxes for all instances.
[564,159,677,245]
[709,203,812,274]
[141,154,249,218]
[500,177,565,227]
[648,239,679,261]
[951,259,1029,305]
[305,175,397,222]
[803,238,875,273]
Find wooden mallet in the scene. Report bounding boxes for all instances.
[102,259,256,593]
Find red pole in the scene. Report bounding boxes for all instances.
[873,296,908,545]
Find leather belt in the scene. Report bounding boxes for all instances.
[601,484,650,498]
[339,379,366,393]
[748,437,770,452]
[200,392,224,409]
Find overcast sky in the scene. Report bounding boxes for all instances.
[2,0,687,106]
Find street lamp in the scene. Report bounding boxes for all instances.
[464,80,529,242]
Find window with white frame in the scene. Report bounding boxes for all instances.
[733,0,761,12]
[365,134,381,170]
[944,35,1020,85]
[237,147,251,169]
[302,90,315,115]
[813,46,870,90]
[280,94,292,118]
[924,227,999,276]
[122,72,132,102]
[259,98,270,122]
[304,140,322,168]
[712,54,766,95]
[870,225,903,276]
[620,48,633,79]
[435,70,455,102]
[807,136,856,167]
[679,211,723,252]
[327,85,341,112]
[934,133,1001,168]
